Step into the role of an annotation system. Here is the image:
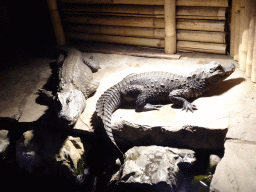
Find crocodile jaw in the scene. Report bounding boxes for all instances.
[55,89,86,126]
[192,62,235,85]
[210,63,235,84]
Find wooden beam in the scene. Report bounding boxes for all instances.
[230,0,236,56]
[252,27,256,82]
[59,0,164,5]
[176,15,225,20]
[61,4,164,16]
[66,32,226,54]
[47,0,66,45]
[65,25,165,39]
[58,0,229,7]
[251,1,256,82]
[65,32,165,48]
[177,19,225,32]
[165,0,176,54]
[177,7,226,18]
[177,41,226,54]
[177,30,226,44]
[233,0,240,61]
[64,16,165,28]
[61,5,226,20]
[239,0,250,71]
[65,25,226,44]
[64,16,225,32]
[245,0,255,77]
[89,50,181,59]
[176,0,228,7]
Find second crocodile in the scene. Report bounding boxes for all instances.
[40,48,100,126]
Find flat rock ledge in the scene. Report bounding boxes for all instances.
[111,106,228,150]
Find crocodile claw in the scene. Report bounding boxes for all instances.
[182,101,197,113]
[143,103,163,111]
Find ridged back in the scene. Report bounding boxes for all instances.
[59,49,81,88]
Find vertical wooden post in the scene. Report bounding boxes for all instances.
[245,0,255,77]
[239,0,250,71]
[251,2,256,82]
[47,0,66,46]
[165,0,176,54]
[252,31,256,82]
[233,0,240,61]
[230,0,236,57]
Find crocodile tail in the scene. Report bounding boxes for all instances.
[96,84,124,160]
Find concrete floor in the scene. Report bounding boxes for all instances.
[0,45,256,191]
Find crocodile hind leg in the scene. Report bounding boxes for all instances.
[121,85,162,112]
[83,56,101,73]
[169,89,197,112]
[135,92,163,112]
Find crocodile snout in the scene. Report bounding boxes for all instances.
[224,63,235,74]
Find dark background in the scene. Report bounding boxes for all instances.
[0,0,55,70]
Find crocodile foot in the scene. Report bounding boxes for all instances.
[136,103,163,112]
[143,103,163,111]
[182,101,197,113]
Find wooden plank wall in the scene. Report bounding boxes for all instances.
[230,0,256,82]
[55,0,228,54]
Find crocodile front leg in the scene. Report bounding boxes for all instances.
[169,89,197,112]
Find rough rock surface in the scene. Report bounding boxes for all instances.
[0,130,10,159]
[16,130,88,180]
[0,48,255,191]
[209,154,221,174]
[210,87,256,192]
[78,54,238,134]
[107,146,196,192]
[112,112,227,150]
[210,140,256,192]
[79,56,240,152]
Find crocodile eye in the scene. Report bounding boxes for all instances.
[210,68,216,73]
[216,64,222,70]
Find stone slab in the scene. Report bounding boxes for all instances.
[111,107,228,150]
[210,139,256,192]
[226,89,256,142]
[75,53,246,151]
[78,53,241,131]
[211,76,256,191]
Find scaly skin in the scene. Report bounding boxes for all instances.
[96,62,235,162]
[55,48,100,126]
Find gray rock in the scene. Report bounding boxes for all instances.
[106,145,196,192]
[209,154,221,174]
[210,140,256,192]
[0,130,10,159]
[210,90,256,192]
[16,130,89,180]
[111,109,228,150]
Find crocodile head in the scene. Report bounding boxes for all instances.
[192,61,235,85]
[54,88,86,126]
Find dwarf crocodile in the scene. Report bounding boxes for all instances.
[40,48,100,126]
[96,62,235,163]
